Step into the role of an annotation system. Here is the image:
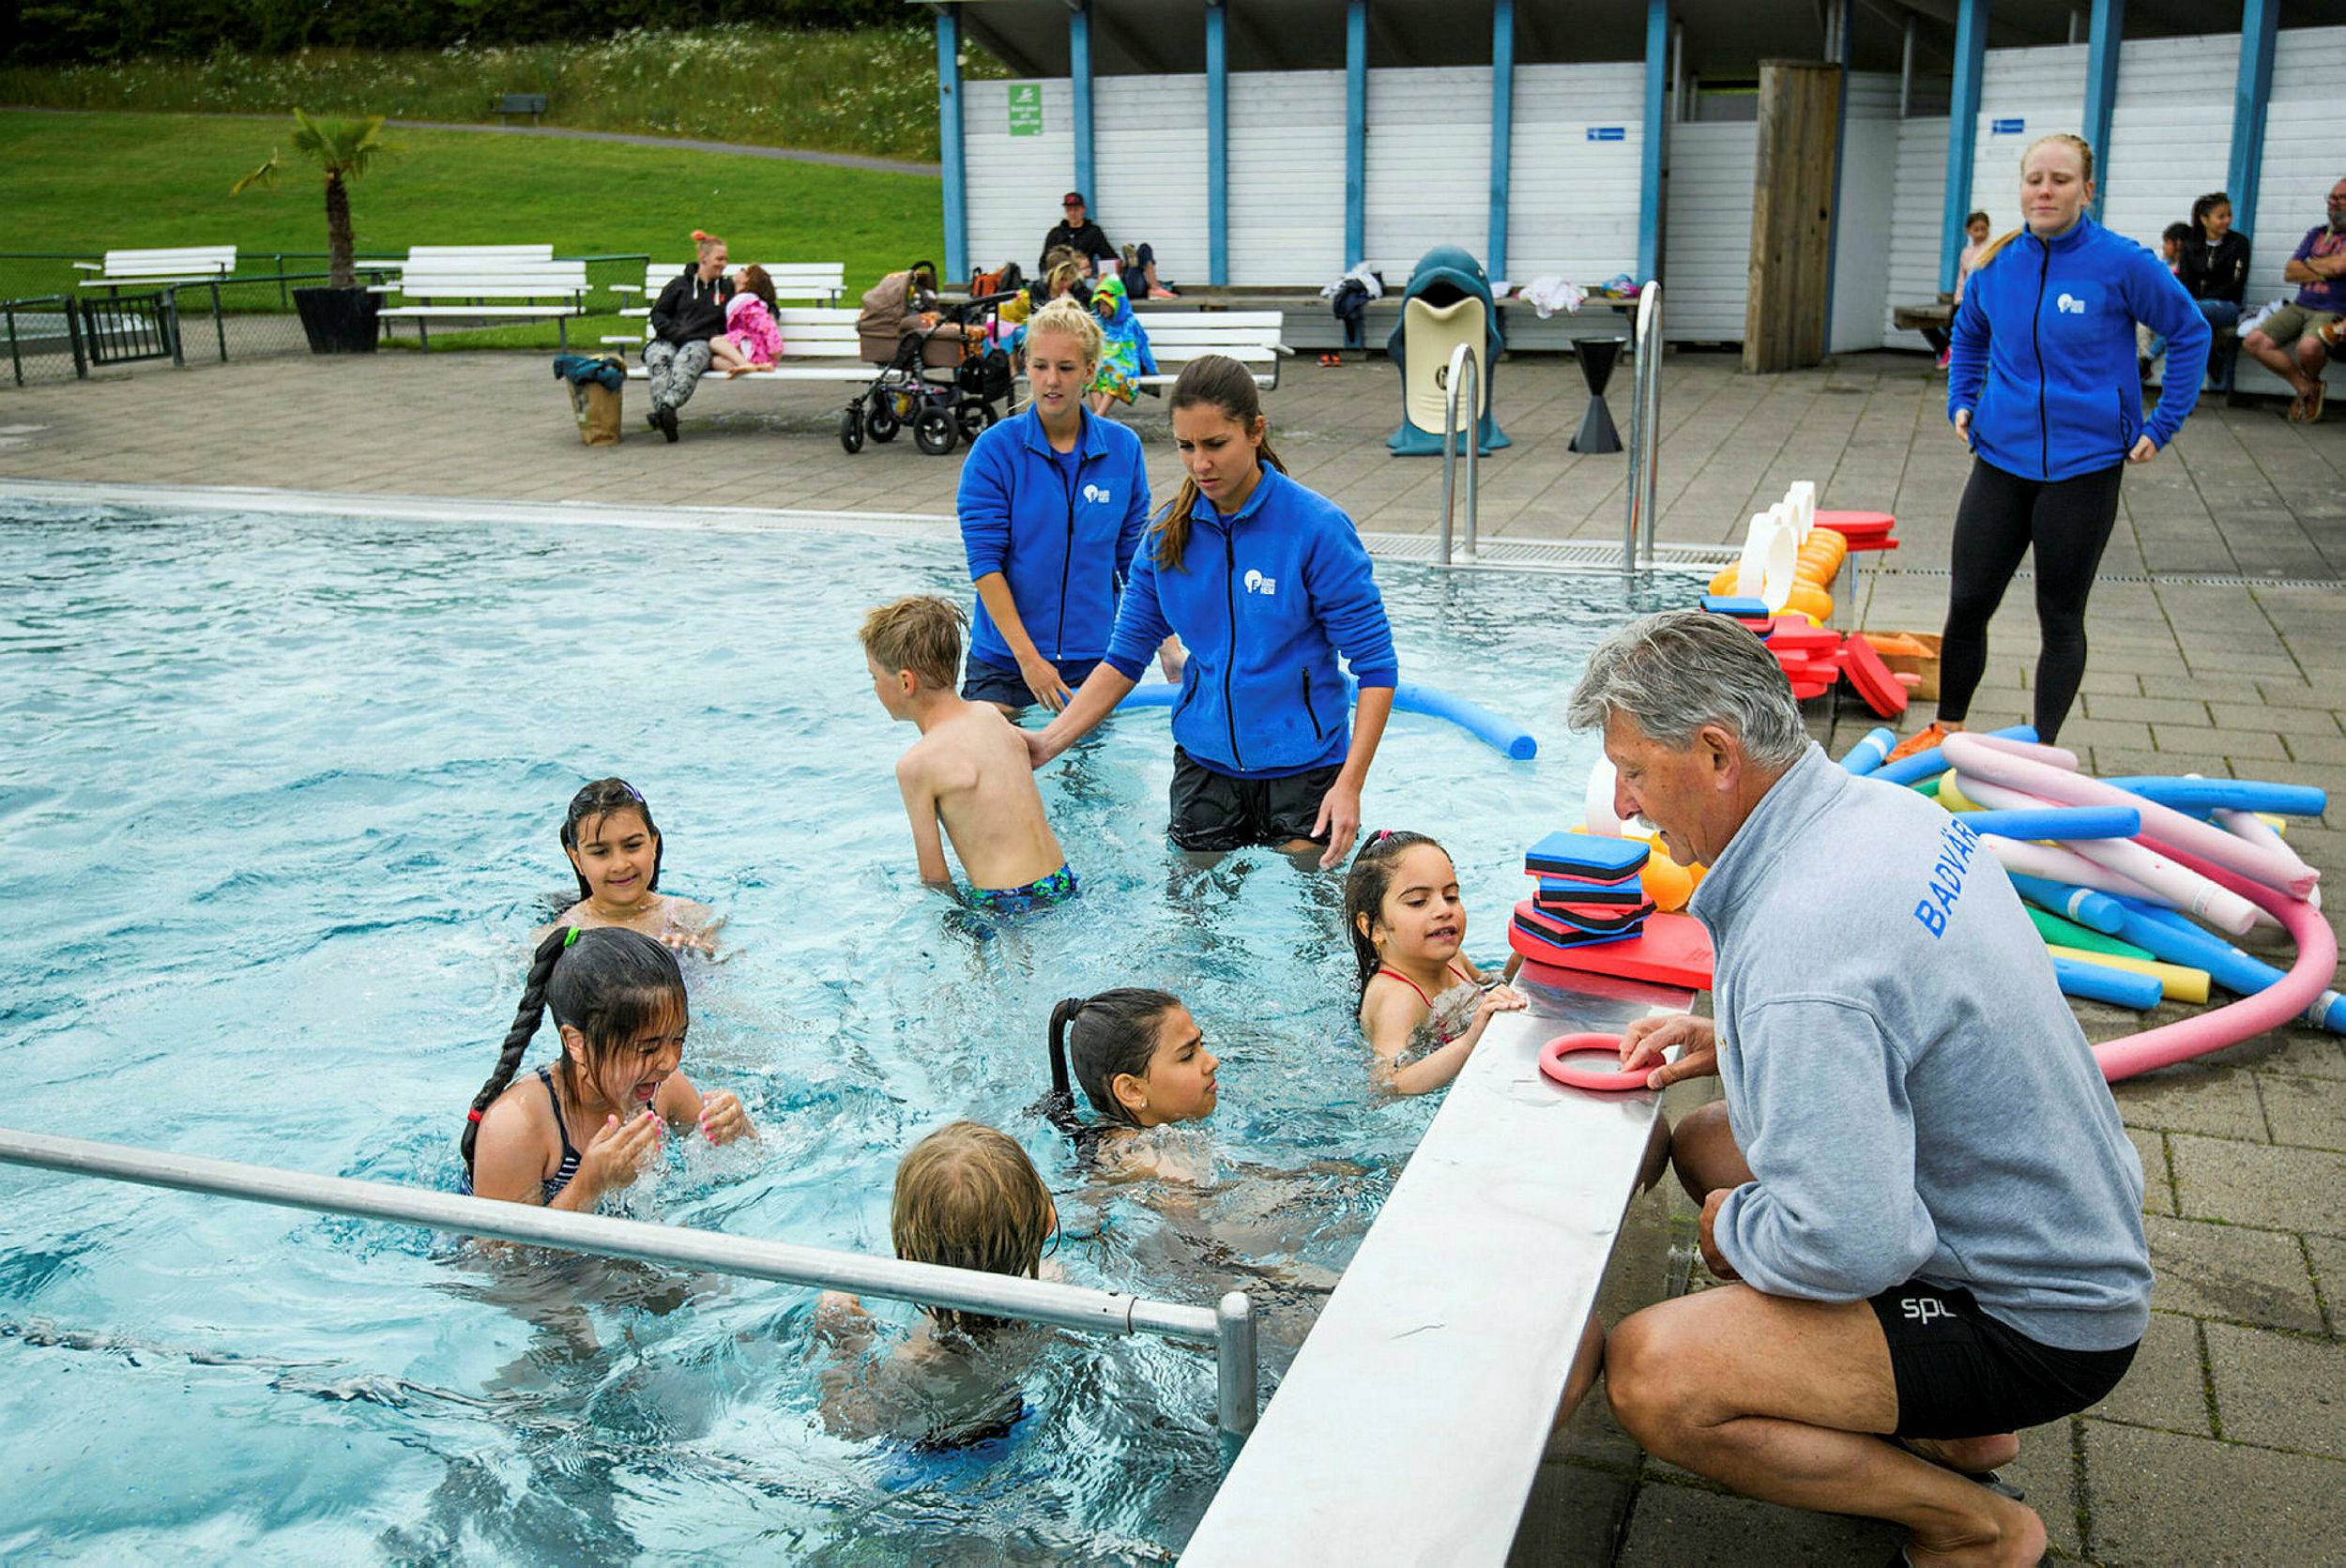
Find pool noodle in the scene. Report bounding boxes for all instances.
[2219,810,2322,911]
[1116,677,1537,760]
[1839,727,1896,776]
[1954,771,2262,934]
[2111,900,2346,1035]
[2006,872,2129,934]
[1985,834,2170,911]
[2096,777,2327,817]
[1870,723,2037,788]
[1947,734,2319,899]
[1958,805,2142,841]
[2051,954,2163,1011]
[2045,944,2211,1004]
[2025,906,2153,960]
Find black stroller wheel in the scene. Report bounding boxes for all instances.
[915,406,958,456]
[838,404,864,454]
[956,403,990,441]
[867,400,901,442]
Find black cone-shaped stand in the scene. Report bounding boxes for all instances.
[1569,336,1626,453]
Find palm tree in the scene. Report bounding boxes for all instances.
[234,111,394,288]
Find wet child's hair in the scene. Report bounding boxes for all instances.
[891,1120,1056,1338]
[1044,989,1184,1131]
[559,777,664,903]
[860,595,966,693]
[737,263,778,311]
[1343,830,1446,997]
[461,924,689,1177]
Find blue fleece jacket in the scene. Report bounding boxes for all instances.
[1694,747,2151,1353]
[1949,215,2210,481]
[1104,465,1398,778]
[956,405,1151,669]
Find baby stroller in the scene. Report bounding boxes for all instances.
[839,289,1019,457]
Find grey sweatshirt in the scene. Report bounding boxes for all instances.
[1691,745,2151,1352]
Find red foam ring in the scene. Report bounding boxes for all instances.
[1537,1031,1654,1092]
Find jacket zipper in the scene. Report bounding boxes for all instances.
[1222,525,1244,771]
[1302,668,1325,740]
[1054,437,1081,656]
[2033,238,2050,479]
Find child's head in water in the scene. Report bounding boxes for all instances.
[1345,830,1465,995]
[461,925,690,1178]
[560,777,664,910]
[891,1121,1057,1338]
[1046,990,1219,1129]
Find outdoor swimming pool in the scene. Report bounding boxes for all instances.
[0,493,1665,1559]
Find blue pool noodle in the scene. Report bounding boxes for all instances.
[1840,727,1896,776]
[1117,678,1537,760]
[1875,723,2038,787]
[2007,873,2129,935]
[1962,805,2141,841]
[2050,955,2163,1011]
[2111,899,2346,1035]
[2095,777,2327,817]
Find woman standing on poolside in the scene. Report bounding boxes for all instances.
[1024,355,1397,870]
[954,297,1163,715]
[1888,133,2209,760]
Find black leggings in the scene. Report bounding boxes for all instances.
[1938,457,2125,745]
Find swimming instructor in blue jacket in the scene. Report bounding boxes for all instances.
[1888,132,2208,761]
[1024,355,1397,870]
[955,297,1158,713]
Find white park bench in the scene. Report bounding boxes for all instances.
[375,246,589,349]
[612,306,873,383]
[1132,310,1292,390]
[73,247,237,291]
[613,261,846,315]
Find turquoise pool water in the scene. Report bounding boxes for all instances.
[0,498,1658,1559]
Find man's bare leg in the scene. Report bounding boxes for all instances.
[2243,328,2317,397]
[1607,1287,2046,1566]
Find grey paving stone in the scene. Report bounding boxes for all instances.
[2209,700,2342,736]
[2081,693,2215,726]
[2284,731,2346,767]
[2081,1419,2346,1568]
[1508,1460,1637,1566]
[2171,1134,2346,1238]
[2148,723,2293,760]
[2129,1126,2176,1216]
[2202,1319,2346,1459]
[2258,1073,2346,1153]
[1616,1476,1898,1566]
[2143,1213,2326,1332]
[2112,1065,2271,1143]
[2089,1309,2210,1436]
[2306,1235,2346,1337]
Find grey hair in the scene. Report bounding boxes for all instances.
[1565,609,1810,769]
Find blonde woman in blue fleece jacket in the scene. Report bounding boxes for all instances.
[1888,133,2210,763]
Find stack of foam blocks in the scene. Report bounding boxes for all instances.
[1510,831,1656,960]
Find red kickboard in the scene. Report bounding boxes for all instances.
[1509,906,1714,990]
[1839,632,1910,718]
[1789,676,1834,701]
[1520,899,1654,938]
[1814,510,1895,539]
[1765,619,1842,654]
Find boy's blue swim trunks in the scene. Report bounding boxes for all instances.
[969,863,1079,914]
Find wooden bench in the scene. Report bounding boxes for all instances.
[1130,309,1292,390]
[375,248,588,348]
[494,92,549,126]
[73,247,237,292]
[613,261,846,312]
[1891,297,1954,334]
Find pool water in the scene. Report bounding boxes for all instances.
[0,499,1658,1560]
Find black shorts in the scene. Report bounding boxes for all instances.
[1166,746,1342,853]
[1870,1280,2138,1439]
[961,654,1099,710]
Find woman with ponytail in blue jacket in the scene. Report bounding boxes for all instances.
[1023,355,1398,870]
[1888,133,2210,761]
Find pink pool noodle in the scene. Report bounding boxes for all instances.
[1945,735,2318,899]
[1984,834,2169,907]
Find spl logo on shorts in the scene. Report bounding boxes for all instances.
[1242,569,1278,596]
[1902,1297,1954,1325]
[1082,483,1112,504]
[2055,293,2086,315]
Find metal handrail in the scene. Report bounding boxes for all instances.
[1624,281,1664,578]
[1438,340,1482,566]
[0,1126,1258,1439]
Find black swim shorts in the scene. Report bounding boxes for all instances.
[961,654,1100,711]
[1166,745,1343,853]
[1870,1280,2138,1439]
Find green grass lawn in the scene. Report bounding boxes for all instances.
[0,109,945,349]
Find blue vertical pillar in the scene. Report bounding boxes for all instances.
[2080,0,2122,220]
[1488,0,1515,276]
[1207,1,1228,285]
[1346,0,1367,268]
[936,7,967,284]
[1637,0,1666,283]
[1070,2,1095,205]
[2228,0,2278,237]
[1939,0,1988,292]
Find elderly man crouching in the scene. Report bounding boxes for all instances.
[1568,611,2148,1568]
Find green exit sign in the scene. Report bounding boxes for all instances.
[1008,83,1044,136]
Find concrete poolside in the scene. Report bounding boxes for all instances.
[8,344,2346,1564]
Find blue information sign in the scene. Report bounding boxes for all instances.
[1586,126,1626,142]
[1990,116,2025,135]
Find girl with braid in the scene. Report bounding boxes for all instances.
[462,925,754,1210]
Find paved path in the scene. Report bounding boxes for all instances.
[8,343,2345,1564]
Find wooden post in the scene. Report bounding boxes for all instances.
[1743,58,1842,374]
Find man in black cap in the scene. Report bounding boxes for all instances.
[1040,192,1119,280]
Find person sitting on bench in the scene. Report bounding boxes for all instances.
[1570,610,2150,1568]
[644,230,734,443]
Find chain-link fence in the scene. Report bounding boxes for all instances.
[2,251,653,387]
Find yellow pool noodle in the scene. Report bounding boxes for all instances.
[2045,945,2212,1005]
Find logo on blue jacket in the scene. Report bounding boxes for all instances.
[1082,483,1111,504]
[1242,570,1278,596]
[2055,293,2085,315]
